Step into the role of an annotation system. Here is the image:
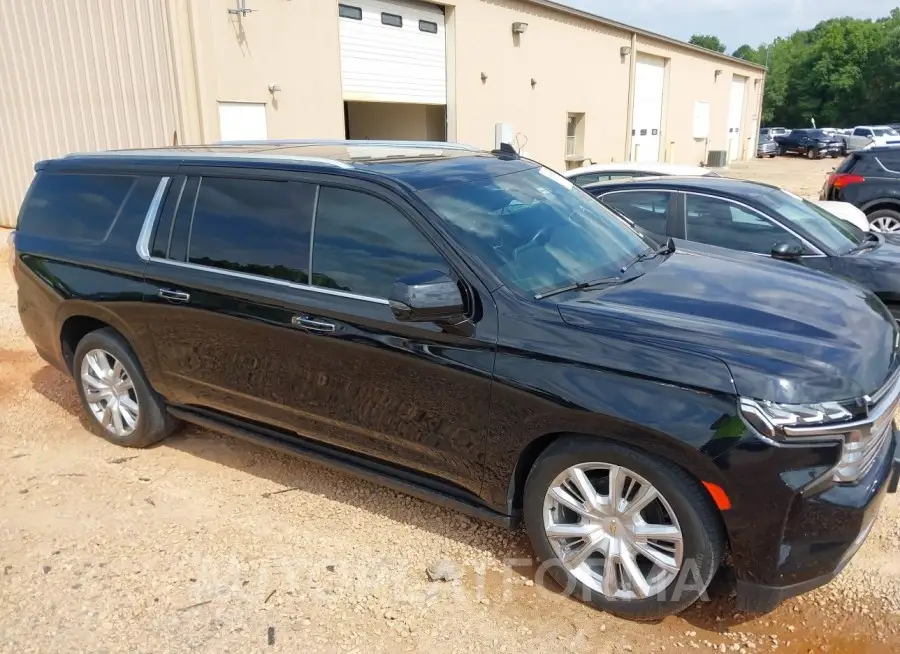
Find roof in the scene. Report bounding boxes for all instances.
[525,0,767,72]
[48,140,541,191]
[583,175,779,197]
[563,161,710,177]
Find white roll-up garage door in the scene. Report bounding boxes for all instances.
[727,76,747,161]
[338,0,446,104]
[632,54,666,163]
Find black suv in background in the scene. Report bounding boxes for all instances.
[11,142,900,620]
[822,147,900,232]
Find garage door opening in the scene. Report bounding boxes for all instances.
[344,101,446,141]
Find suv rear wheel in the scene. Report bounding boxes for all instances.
[73,328,179,448]
[523,437,725,620]
[868,208,900,233]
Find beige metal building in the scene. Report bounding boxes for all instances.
[0,0,766,227]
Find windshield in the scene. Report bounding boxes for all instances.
[421,166,653,296]
[873,128,899,137]
[808,130,828,139]
[758,189,865,253]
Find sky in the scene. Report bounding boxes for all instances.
[560,0,899,53]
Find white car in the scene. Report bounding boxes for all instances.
[564,162,720,187]
[563,162,869,232]
[844,125,900,152]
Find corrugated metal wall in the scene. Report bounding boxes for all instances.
[0,0,182,227]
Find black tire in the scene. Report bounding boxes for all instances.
[523,437,725,620]
[777,145,785,156]
[769,154,777,158]
[806,148,817,160]
[73,327,179,448]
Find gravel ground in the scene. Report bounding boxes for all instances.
[1,158,899,653]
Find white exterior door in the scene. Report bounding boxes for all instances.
[339,0,446,104]
[217,102,268,142]
[727,77,747,161]
[632,54,666,162]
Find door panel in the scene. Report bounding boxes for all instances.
[141,173,496,496]
[633,55,665,163]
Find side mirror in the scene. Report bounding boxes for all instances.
[771,242,804,261]
[388,270,465,323]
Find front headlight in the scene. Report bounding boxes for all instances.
[739,397,854,439]
[740,397,892,484]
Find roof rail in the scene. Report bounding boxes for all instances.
[62,150,354,169]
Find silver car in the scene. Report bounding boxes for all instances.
[757,133,778,158]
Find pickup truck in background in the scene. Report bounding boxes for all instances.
[775,129,845,159]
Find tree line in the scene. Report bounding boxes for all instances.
[688,9,900,127]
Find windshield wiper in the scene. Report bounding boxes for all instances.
[534,275,623,300]
[619,237,676,274]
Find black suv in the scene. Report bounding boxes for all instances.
[11,142,900,620]
[821,147,900,232]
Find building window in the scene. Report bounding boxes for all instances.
[381,12,402,27]
[566,113,585,159]
[419,20,438,33]
[338,4,362,20]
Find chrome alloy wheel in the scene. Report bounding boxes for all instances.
[870,215,900,233]
[543,463,684,600]
[80,348,140,437]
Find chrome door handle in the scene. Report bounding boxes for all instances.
[291,316,335,333]
[158,288,191,303]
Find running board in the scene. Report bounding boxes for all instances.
[167,406,515,528]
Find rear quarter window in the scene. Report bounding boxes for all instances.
[18,172,141,242]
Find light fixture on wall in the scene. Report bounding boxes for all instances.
[620,45,632,56]
[268,84,282,93]
[512,21,528,34]
[714,69,723,80]
[481,72,488,83]
[228,0,256,16]
[530,78,537,88]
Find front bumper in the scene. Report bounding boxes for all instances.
[720,426,899,613]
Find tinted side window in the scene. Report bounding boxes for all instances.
[187,177,315,283]
[168,177,200,262]
[312,187,449,298]
[685,194,804,254]
[876,152,900,173]
[572,173,606,186]
[20,173,138,241]
[601,191,672,236]
[150,176,185,258]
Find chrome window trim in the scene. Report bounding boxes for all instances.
[135,175,388,306]
[136,177,171,260]
[682,190,827,258]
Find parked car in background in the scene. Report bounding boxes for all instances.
[843,126,900,152]
[565,163,867,231]
[760,127,789,139]
[563,162,720,187]
[821,147,900,233]
[583,176,900,318]
[757,131,778,158]
[11,141,900,619]
[775,129,845,158]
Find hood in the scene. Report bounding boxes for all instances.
[558,245,899,404]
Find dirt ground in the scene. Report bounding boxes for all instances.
[2,157,899,653]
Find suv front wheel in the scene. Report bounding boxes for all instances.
[523,437,725,620]
[73,327,179,448]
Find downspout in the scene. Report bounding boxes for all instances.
[624,32,637,161]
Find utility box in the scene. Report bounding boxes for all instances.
[706,150,728,168]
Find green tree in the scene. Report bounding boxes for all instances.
[756,12,900,127]
[689,34,727,53]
